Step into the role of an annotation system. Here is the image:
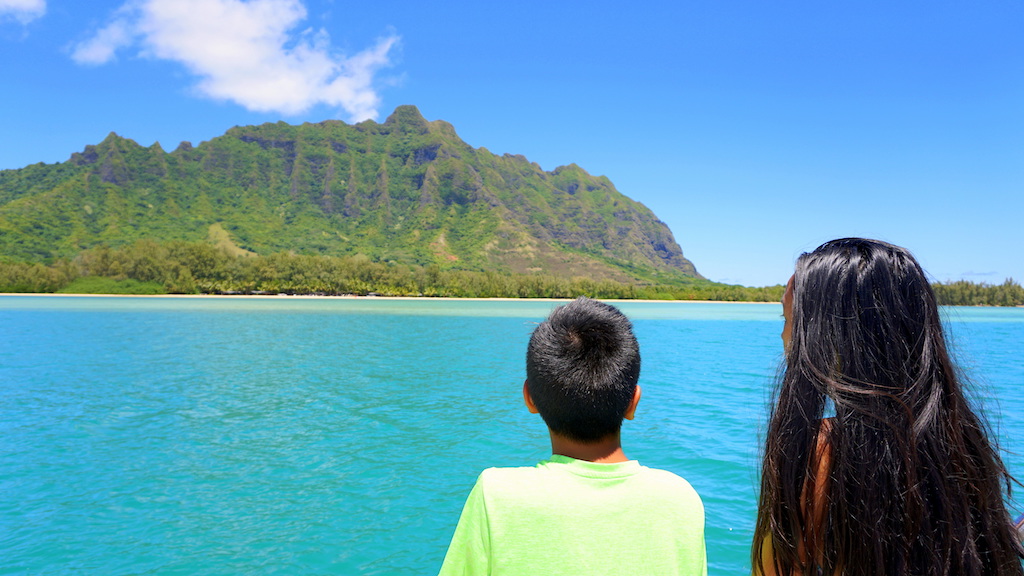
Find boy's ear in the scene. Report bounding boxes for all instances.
[523,380,539,414]
[623,385,642,421]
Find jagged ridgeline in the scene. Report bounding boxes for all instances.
[0,105,700,282]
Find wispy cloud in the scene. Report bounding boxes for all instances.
[71,0,399,122]
[0,0,46,24]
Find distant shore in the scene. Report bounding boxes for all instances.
[3,293,1019,307]
[0,292,780,304]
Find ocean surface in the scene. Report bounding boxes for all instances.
[2,296,1023,575]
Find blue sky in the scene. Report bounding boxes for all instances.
[2,1,1022,287]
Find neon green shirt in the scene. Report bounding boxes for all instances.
[438,455,707,576]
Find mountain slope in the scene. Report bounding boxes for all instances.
[0,106,701,282]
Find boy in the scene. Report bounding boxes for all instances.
[438,297,707,576]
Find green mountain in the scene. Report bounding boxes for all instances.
[0,105,700,283]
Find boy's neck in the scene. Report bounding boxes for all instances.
[549,431,630,463]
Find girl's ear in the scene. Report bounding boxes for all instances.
[523,380,539,414]
[623,385,642,420]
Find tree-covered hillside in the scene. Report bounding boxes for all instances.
[0,105,700,285]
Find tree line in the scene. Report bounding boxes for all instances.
[0,240,782,301]
[930,278,1024,307]
[1,240,1019,305]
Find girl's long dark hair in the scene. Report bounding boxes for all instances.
[754,238,1024,576]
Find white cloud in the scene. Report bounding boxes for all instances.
[71,0,399,121]
[71,14,136,64]
[0,0,46,24]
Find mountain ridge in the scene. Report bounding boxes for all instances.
[0,105,701,283]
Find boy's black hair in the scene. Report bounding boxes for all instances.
[526,297,641,443]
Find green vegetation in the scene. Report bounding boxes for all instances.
[2,241,1017,305]
[57,276,167,295]
[932,279,1024,307]
[0,106,699,284]
[0,240,781,301]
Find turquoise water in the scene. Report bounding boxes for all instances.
[2,296,1022,575]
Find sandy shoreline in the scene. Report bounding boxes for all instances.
[0,292,780,304]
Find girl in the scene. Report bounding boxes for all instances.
[754,238,1023,576]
